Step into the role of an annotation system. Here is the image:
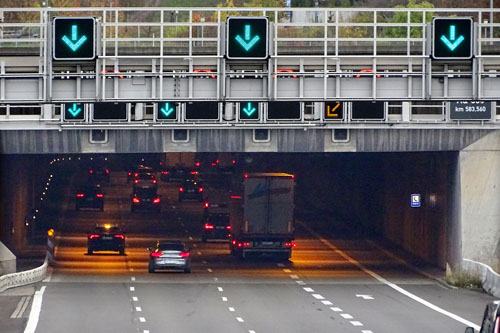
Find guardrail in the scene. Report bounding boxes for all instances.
[463,258,500,298]
[0,256,47,294]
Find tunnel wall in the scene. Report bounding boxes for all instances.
[460,131,500,272]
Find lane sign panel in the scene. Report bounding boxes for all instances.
[240,102,259,120]
[325,102,343,120]
[432,17,473,60]
[63,102,85,121]
[53,17,96,61]
[227,17,268,60]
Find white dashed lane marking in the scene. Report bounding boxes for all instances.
[139,317,146,323]
[330,307,343,312]
[236,317,245,323]
[362,331,374,333]
[321,300,333,305]
[277,263,285,267]
[132,297,139,302]
[303,287,314,292]
[340,314,354,319]
[207,268,213,273]
[131,277,136,281]
[130,287,135,291]
[290,275,299,279]
[228,307,235,312]
[136,307,142,312]
[312,294,325,300]
[222,297,228,302]
[217,287,224,292]
[283,269,292,273]
[296,281,306,285]
[350,321,364,326]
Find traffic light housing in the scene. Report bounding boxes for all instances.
[227,17,268,60]
[53,17,96,61]
[63,102,85,121]
[432,17,473,60]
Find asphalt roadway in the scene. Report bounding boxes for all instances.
[2,171,496,333]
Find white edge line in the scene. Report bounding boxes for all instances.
[24,286,46,333]
[298,221,481,331]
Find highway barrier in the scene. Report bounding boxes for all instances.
[463,259,500,298]
[0,256,47,294]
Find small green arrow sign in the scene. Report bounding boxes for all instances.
[67,103,82,117]
[242,102,256,117]
[61,25,88,52]
[440,25,465,51]
[160,103,174,117]
[235,25,261,51]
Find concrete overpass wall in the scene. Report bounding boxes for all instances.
[460,131,500,272]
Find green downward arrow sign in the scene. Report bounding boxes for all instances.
[67,103,82,117]
[61,25,88,52]
[242,102,257,117]
[235,25,261,51]
[160,103,174,117]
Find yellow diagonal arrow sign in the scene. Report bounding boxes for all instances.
[327,103,341,117]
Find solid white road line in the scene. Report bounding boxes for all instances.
[24,286,46,333]
[330,307,343,312]
[236,317,244,322]
[350,321,364,326]
[303,287,314,292]
[340,313,354,319]
[144,330,150,333]
[299,221,482,331]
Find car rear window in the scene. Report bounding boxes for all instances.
[95,227,121,233]
[158,243,184,251]
[207,214,230,224]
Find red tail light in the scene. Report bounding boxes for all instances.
[232,240,236,245]
[232,160,236,164]
[96,194,103,198]
[132,197,140,203]
[204,224,214,229]
[114,234,124,240]
[128,172,132,176]
[198,187,203,192]
[226,225,231,230]
[89,234,100,239]
[237,242,242,247]
[105,169,110,174]
[162,171,168,175]
[190,171,197,175]
[216,160,219,164]
[204,202,209,208]
[134,173,138,177]
[151,252,162,257]
[211,163,216,166]
[153,179,157,184]
[285,242,296,248]
[231,195,242,199]
[134,179,139,184]
[76,193,85,198]
[291,175,295,179]
[89,170,93,174]
[179,252,190,258]
[153,198,160,204]
[179,187,184,192]
[244,174,248,178]
[243,242,250,247]
[195,162,200,167]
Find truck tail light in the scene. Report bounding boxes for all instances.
[198,187,203,192]
[105,169,110,174]
[96,194,103,198]
[153,198,160,204]
[89,234,100,239]
[89,170,93,174]
[204,202,209,208]
[76,193,85,198]
[285,242,296,248]
[204,224,214,230]
[153,179,157,184]
[226,225,231,229]
[132,197,140,204]
[134,179,139,184]
[243,242,250,247]
[179,187,184,192]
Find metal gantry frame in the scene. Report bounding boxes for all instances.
[0,7,499,130]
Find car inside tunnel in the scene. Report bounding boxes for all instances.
[0,151,460,273]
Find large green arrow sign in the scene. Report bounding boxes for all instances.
[157,102,177,120]
[240,102,259,120]
[432,17,473,60]
[63,102,85,121]
[227,17,268,60]
[53,17,96,61]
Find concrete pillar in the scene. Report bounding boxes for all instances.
[460,131,500,272]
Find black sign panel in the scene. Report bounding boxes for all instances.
[185,102,220,120]
[53,17,96,61]
[267,101,301,120]
[157,102,178,121]
[239,102,259,120]
[325,102,344,120]
[351,101,385,120]
[432,17,473,60]
[227,17,268,60]
[63,102,85,121]
[93,102,127,121]
[450,101,491,120]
